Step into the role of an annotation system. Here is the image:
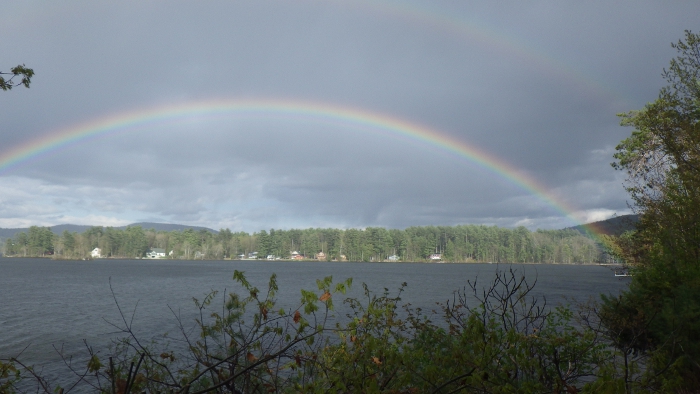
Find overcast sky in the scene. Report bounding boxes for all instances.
[0,1,696,232]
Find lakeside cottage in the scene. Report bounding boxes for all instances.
[291,251,304,260]
[146,248,166,259]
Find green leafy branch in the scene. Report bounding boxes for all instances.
[0,64,33,91]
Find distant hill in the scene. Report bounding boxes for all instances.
[1,216,637,244]
[49,224,95,234]
[0,228,26,240]
[123,222,218,233]
[568,214,639,236]
[0,222,218,240]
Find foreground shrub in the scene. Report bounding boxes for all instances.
[3,268,631,393]
[308,270,609,393]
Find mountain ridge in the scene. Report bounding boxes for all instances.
[0,222,218,240]
[567,214,639,236]
[0,215,640,240]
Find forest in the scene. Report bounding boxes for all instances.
[2,223,603,264]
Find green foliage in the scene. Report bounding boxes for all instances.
[607,30,700,392]
[5,223,602,263]
[0,64,33,91]
[4,226,55,256]
[0,359,20,394]
[62,271,355,394]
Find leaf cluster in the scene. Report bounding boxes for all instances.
[0,65,33,91]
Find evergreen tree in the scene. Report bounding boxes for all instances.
[606,30,700,390]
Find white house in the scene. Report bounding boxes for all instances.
[146,248,166,259]
[91,248,102,258]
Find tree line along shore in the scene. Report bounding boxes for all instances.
[1,223,606,264]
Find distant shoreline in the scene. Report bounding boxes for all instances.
[0,255,608,265]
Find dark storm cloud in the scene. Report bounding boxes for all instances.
[0,1,697,230]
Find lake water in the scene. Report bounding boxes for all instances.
[0,258,630,389]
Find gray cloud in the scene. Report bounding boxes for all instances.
[1,1,697,231]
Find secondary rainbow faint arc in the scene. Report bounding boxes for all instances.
[0,99,600,234]
[346,0,625,104]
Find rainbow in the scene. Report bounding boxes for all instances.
[0,98,604,237]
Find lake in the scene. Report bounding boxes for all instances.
[0,258,629,389]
